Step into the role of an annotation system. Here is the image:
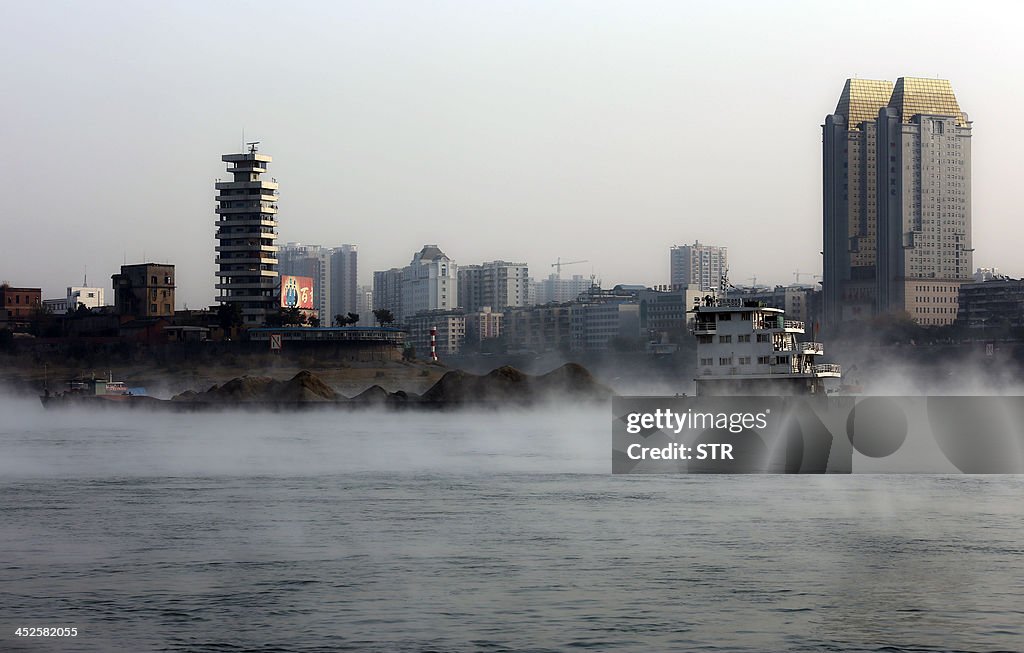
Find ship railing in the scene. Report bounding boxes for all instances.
[714,298,744,307]
[812,363,842,375]
[799,342,824,355]
[784,320,805,331]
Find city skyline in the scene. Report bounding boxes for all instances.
[4,2,1023,309]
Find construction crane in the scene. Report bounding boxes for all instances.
[551,258,588,276]
[793,270,823,283]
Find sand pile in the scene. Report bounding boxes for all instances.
[172,371,337,403]
[418,363,609,405]
[170,363,609,407]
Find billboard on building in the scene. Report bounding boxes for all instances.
[281,275,314,310]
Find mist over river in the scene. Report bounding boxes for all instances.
[1,396,1022,652]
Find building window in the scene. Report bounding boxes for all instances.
[719,335,731,343]
[150,304,158,313]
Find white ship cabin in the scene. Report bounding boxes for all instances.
[691,298,841,396]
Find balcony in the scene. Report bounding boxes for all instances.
[215,218,278,228]
[812,363,842,377]
[216,268,279,277]
[799,342,824,355]
[692,320,716,334]
[215,256,277,266]
[215,244,278,253]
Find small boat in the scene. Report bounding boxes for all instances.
[40,373,147,407]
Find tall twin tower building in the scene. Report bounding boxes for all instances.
[823,77,972,328]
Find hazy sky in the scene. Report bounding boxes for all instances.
[3,1,1023,308]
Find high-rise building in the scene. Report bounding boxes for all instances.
[214,144,280,325]
[372,268,404,323]
[401,245,458,321]
[372,245,458,324]
[279,243,330,320]
[532,274,592,305]
[279,242,359,325]
[458,260,529,312]
[355,284,373,325]
[823,77,972,326]
[670,242,728,292]
[329,244,358,320]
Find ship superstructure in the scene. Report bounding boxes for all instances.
[691,297,840,395]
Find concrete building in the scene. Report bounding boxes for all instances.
[458,261,529,312]
[571,301,641,352]
[374,245,458,324]
[406,310,466,357]
[458,261,522,311]
[532,274,592,305]
[1,285,42,323]
[638,284,704,344]
[824,77,972,327]
[355,284,374,325]
[279,243,330,321]
[279,243,359,325]
[726,284,820,326]
[670,241,728,292]
[215,144,280,325]
[402,245,458,322]
[464,306,504,343]
[503,303,573,353]
[42,287,105,315]
[111,264,175,318]
[330,245,359,320]
[41,298,68,315]
[372,268,404,324]
[956,278,1024,331]
[569,286,643,352]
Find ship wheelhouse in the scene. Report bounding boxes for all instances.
[691,298,840,396]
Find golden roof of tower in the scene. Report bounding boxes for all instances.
[833,78,893,129]
[888,77,966,126]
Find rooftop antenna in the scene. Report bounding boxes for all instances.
[83,266,87,287]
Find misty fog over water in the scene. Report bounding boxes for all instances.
[2,396,1023,652]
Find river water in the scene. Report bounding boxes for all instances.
[1,397,1022,652]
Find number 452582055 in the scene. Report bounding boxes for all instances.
[15,627,78,637]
